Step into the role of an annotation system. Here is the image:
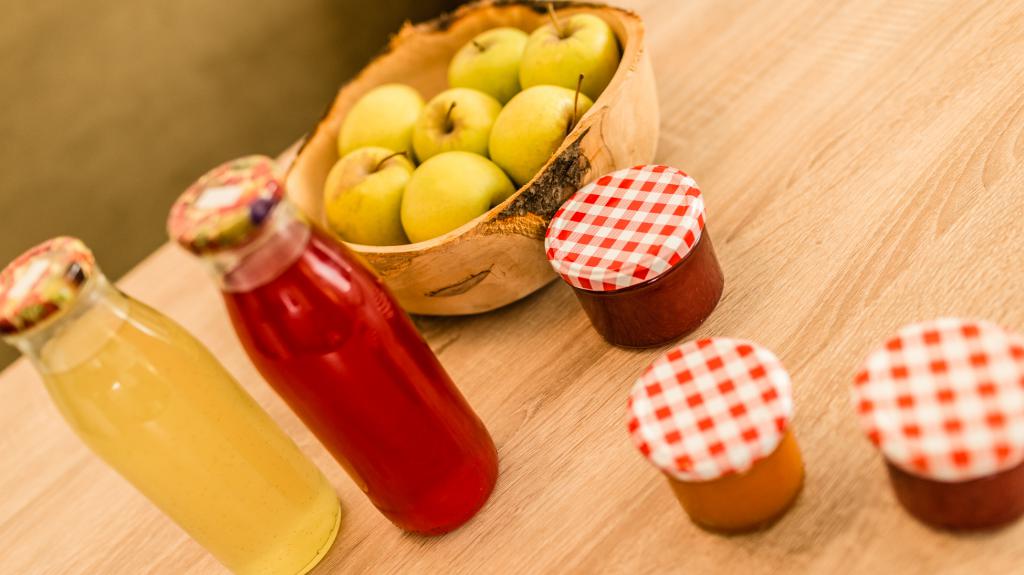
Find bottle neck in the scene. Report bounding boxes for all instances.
[3,272,130,373]
[206,201,312,293]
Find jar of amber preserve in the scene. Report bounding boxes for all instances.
[852,318,1024,531]
[627,338,804,532]
[545,165,724,348]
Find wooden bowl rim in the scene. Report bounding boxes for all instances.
[287,0,645,256]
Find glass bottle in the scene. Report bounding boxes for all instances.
[168,156,498,535]
[0,237,341,574]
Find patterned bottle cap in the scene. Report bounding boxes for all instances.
[545,165,706,292]
[852,318,1024,482]
[627,338,794,482]
[168,155,285,255]
[0,237,96,335]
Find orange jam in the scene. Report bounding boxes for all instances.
[669,431,804,532]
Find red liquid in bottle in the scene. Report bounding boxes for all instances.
[221,223,498,535]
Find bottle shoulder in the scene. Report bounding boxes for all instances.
[224,232,407,359]
[38,292,206,374]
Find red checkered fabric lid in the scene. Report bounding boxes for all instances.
[627,338,793,482]
[545,165,706,292]
[852,318,1024,482]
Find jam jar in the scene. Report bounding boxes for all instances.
[852,318,1024,530]
[168,156,498,535]
[627,338,804,532]
[545,165,724,348]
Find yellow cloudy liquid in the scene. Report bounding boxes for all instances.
[36,291,340,574]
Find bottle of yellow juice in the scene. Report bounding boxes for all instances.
[0,237,341,574]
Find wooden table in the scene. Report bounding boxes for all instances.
[4,0,1024,573]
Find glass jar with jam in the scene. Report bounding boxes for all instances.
[627,338,804,532]
[852,318,1024,530]
[0,238,341,574]
[545,165,724,348]
[167,156,498,535]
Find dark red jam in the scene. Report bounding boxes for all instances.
[887,461,1024,531]
[572,230,723,348]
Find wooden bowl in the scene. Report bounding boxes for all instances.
[286,0,658,315]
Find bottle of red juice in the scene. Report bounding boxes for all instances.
[168,156,498,535]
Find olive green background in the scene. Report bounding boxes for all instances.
[0,0,462,367]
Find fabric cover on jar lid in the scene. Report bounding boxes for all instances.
[0,237,96,335]
[627,337,794,482]
[545,165,706,292]
[168,155,285,255]
[852,318,1024,482]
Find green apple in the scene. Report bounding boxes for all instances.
[448,27,529,104]
[489,85,593,186]
[412,88,502,162]
[323,146,414,246]
[401,151,515,243]
[519,10,620,101]
[338,84,424,157]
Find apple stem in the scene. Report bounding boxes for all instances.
[568,73,584,136]
[547,3,566,38]
[472,40,486,52]
[374,151,407,172]
[443,101,457,133]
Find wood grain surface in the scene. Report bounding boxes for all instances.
[3,0,1024,573]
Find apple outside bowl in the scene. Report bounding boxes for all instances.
[286,0,659,316]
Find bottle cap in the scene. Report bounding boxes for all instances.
[0,237,96,335]
[168,155,285,255]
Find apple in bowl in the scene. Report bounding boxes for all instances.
[448,27,529,104]
[413,88,502,162]
[402,152,515,244]
[337,84,423,157]
[490,84,594,187]
[323,147,414,246]
[519,6,620,100]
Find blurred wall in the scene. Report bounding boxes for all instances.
[0,0,463,367]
